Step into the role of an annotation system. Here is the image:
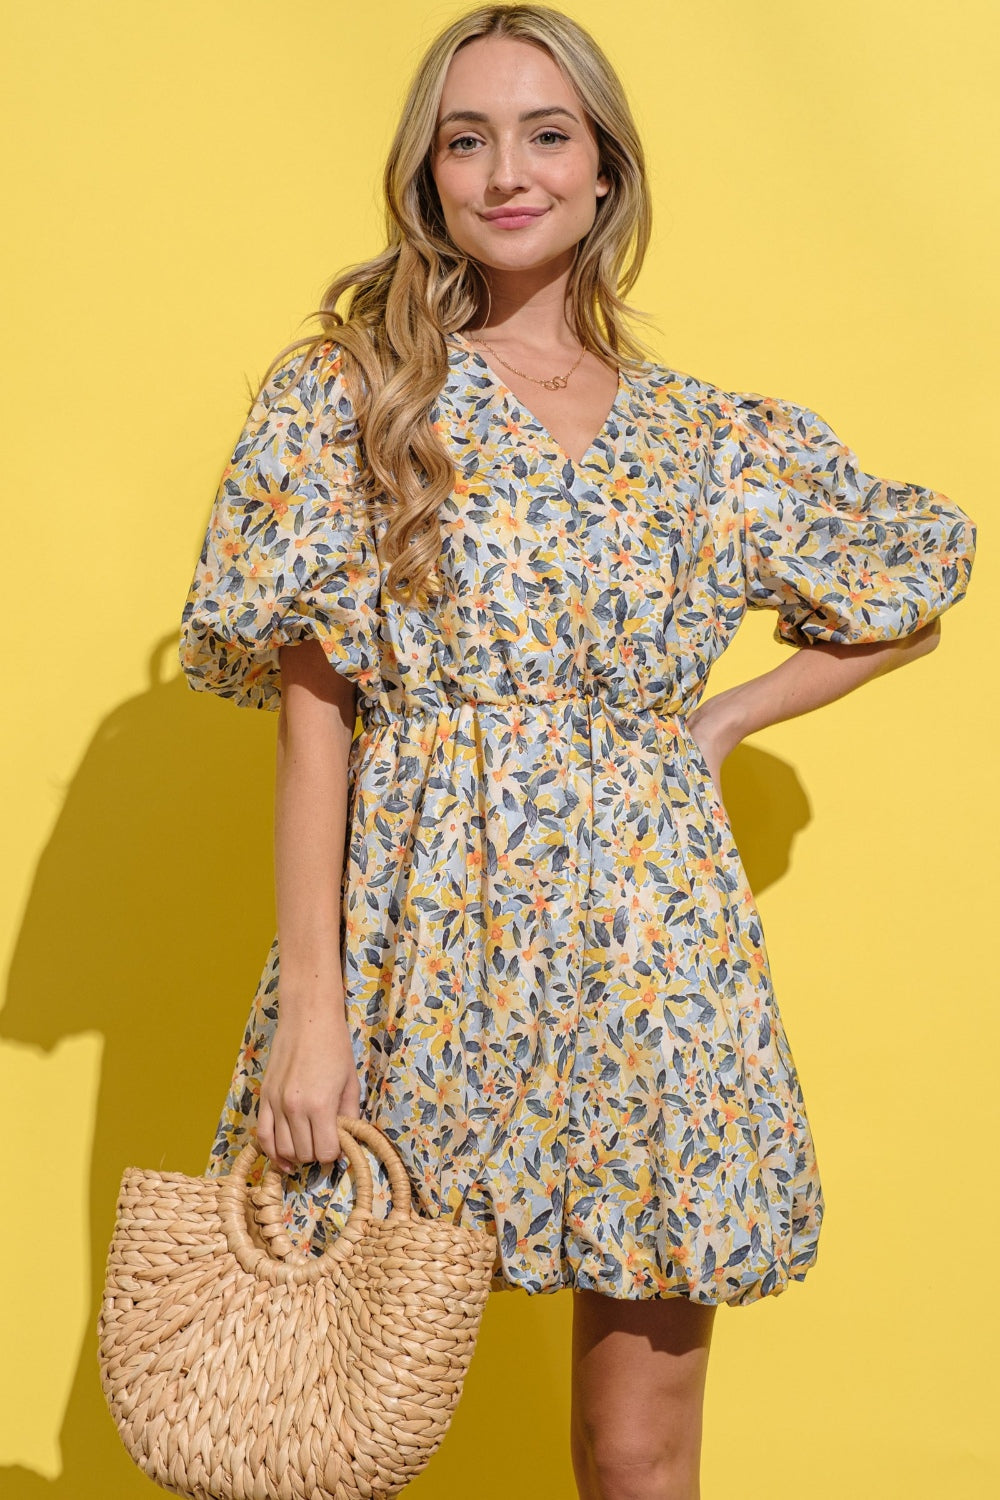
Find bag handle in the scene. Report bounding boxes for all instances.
[218,1114,417,1285]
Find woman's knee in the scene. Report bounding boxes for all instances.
[569,1289,715,1498]
[575,1402,701,1477]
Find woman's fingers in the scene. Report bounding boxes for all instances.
[256,1096,286,1171]
[313,1075,363,1165]
[257,1093,300,1173]
[276,1109,312,1171]
[254,1019,363,1172]
[264,1093,342,1170]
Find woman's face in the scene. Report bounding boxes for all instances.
[429,36,610,280]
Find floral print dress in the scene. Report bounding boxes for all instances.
[178,331,976,1306]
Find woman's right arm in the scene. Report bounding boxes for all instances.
[254,638,363,1174]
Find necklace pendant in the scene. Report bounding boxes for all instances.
[543,374,568,390]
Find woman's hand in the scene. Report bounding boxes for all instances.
[256,1000,362,1173]
[685,687,748,801]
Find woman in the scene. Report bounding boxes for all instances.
[178,5,976,1497]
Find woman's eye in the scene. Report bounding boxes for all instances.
[445,128,568,153]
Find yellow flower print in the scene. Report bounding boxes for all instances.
[185,336,973,1303]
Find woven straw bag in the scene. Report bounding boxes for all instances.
[97,1114,498,1499]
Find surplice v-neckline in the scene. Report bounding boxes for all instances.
[448,329,626,474]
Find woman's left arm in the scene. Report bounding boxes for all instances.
[687,618,941,791]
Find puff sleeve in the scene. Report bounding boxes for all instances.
[178,340,381,710]
[733,390,976,648]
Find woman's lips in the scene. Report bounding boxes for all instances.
[480,207,549,230]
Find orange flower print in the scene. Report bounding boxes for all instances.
[179,331,975,1305]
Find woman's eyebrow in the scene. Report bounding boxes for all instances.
[437,105,580,129]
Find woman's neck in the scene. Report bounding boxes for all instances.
[468,264,580,353]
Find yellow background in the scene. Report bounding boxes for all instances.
[2,1,995,1495]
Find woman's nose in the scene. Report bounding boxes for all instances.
[486,142,530,195]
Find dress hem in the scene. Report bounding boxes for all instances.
[485,1252,820,1307]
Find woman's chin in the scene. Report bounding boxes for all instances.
[453,237,581,280]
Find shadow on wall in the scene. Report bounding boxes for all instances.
[0,635,810,1499]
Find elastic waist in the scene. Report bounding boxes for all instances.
[362,692,690,729]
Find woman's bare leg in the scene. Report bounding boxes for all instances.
[569,1288,716,1500]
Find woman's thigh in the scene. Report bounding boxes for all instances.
[569,1288,717,1500]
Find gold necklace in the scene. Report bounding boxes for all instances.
[468,331,587,391]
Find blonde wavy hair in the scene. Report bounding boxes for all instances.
[258,2,653,608]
